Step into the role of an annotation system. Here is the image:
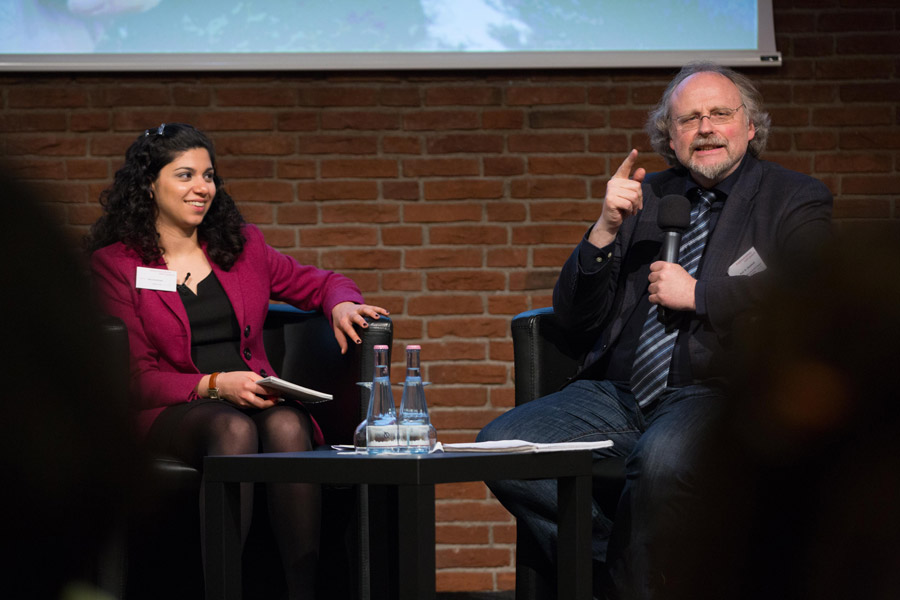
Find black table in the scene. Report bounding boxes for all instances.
[204,449,593,600]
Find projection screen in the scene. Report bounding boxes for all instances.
[0,0,781,71]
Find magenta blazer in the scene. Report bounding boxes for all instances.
[91,224,365,442]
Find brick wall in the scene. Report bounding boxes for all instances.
[2,0,898,593]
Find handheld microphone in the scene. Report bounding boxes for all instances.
[658,195,691,263]
[656,195,691,329]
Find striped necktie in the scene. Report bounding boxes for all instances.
[630,189,715,407]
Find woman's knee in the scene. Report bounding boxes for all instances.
[209,411,258,455]
[256,406,313,452]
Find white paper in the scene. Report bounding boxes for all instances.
[135,266,177,291]
[727,247,767,277]
[439,439,614,453]
[256,376,333,403]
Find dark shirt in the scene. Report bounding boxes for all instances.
[577,154,748,388]
[177,271,249,374]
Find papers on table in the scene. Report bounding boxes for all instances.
[436,439,613,453]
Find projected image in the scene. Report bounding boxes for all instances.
[1,0,758,54]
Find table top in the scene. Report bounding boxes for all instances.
[204,448,593,486]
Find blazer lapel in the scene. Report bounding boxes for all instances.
[700,156,763,280]
[208,251,246,328]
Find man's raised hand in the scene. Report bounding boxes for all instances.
[589,149,646,248]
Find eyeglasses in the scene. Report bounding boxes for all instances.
[672,105,744,132]
[144,123,166,137]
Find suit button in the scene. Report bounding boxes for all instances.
[244,325,251,338]
[243,348,252,360]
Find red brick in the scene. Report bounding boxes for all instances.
[215,87,295,107]
[430,226,508,245]
[240,204,275,224]
[490,340,514,362]
[299,226,378,247]
[841,175,900,195]
[67,203,103,225]
[8,87,88,108]
[588,133,630,154]
[4,157,66,179]
[0,112,68,132]
[65,158,109,180]
[379,87,421,106]
[794,132,838,151]
[832,198,891,219]
[436,571,495,592]
[296,181,378,201]
[436,547,510,569]
[296,135,378,155]
[258,227,296,248]
[425,86,502,106]
[172,85,211,107]
[486,248,527,268]
[5,135,87,157]
[419,342,487,362]
[276,111,318,131]
[218,158,276,179]
[513,224,587,244]
[321,111,401,130]
[435,524,491,545]
[427,317,508,337]
[402,158,480,177]
[214,134,296,156]
[381,271,423,291]
[320,158,397,178]
[508,133,584,153]
[487,295,530,315]
[194,111,275,132]
[791,83,838,104]
[383,135,422,154]
[321,202,399,223]
[483,156,525,176]
[390,317,424,340]
[815,153,892,173]
[506,86,585,106]
[427,387,489,408]
[321,249,401,270]
[297,87,378,107]
[276,160,316,179]
[227,181,294,203]
[403,111,480,131]
[482,109,525,130]
[529,156,606,176]
[510,178,587,199]
[426,134,504,154]
[405,247,483,269]
[529,109,605,129]
[381,225,423,246]
[408,295,483,315]
[531,201,595,222]
[436,482,489,500]
[383,180,421,200]
[490,387,516,409]
[485,202,526,223]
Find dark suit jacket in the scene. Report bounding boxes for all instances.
[91,223,365,439]
[553,154,833,384]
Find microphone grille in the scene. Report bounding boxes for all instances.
[658,195,691,231]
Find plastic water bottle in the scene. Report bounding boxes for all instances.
[365,345,398,454]
[398,345,437,453]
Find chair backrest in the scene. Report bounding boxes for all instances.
[511,307,592,406]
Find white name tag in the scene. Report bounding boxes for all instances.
[728,247,767,277]
[135,267,177,292]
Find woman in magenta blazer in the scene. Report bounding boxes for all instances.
[87,123,388,599]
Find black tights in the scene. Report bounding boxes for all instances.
[154,400,320,600]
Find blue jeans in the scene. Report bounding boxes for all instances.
[477,379,723,598]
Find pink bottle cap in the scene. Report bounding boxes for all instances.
[407,345,421,350]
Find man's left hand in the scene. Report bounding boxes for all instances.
[647,261,697,311]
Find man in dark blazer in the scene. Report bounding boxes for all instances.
[478,62,833,599]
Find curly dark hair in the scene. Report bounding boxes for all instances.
[85,122,245,270]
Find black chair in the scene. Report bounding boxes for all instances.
[98,304,392,600]
[511,307,625,600]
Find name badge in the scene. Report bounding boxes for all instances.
[136,267,178,292]
[728,247,767,277]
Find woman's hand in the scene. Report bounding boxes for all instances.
[331,301,390,354]
[197,371,278,409]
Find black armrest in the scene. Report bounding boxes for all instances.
[512,307,591,406]
[264,305,392,444]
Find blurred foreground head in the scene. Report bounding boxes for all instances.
[0,171,135,598]
[676,227,900,600]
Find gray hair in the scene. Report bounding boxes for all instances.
[646,61,771,167]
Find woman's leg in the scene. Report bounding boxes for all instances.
[252,404,321,600]
[147,400,260,556]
